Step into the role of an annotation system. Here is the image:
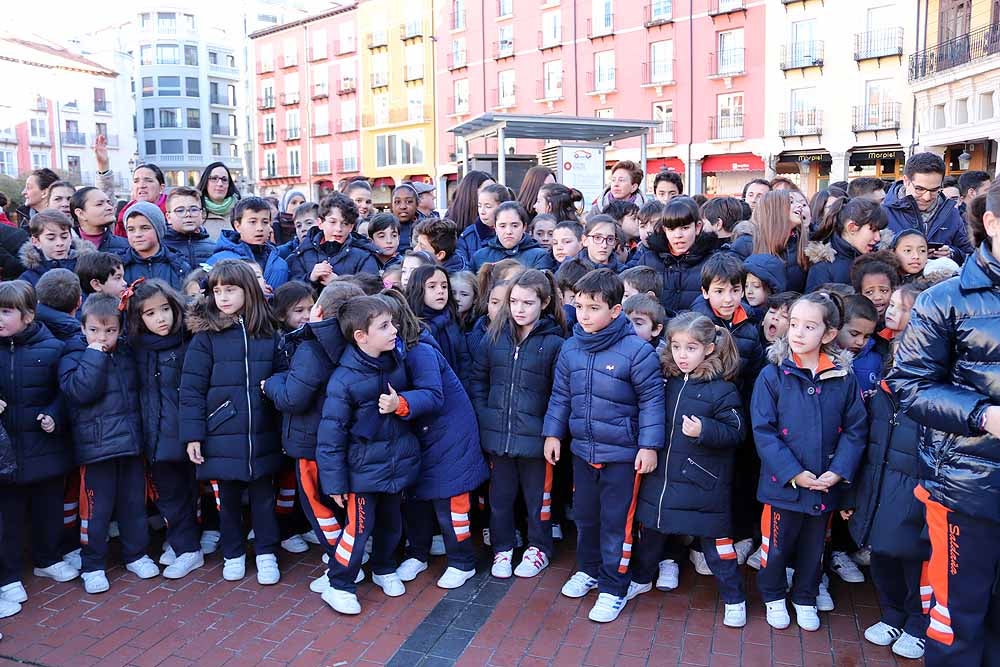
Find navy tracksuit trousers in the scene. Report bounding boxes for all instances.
[632,528,745,603]
[869,553,928,638]
[149,461,200,555]
[213,475,279,560]
[0,474,65,585]
[79,456,149,573]
[404,494,476,572]
[757,504,828,606]
[488,454,553,557]
[327,492,403,594]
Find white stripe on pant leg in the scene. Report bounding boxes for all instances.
[276,500,295,508]
[322,529,342,541]
[450,512,469,522]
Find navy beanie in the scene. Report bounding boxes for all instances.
[743,254,787,294]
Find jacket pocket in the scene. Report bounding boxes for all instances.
[207,400,237,433]
[681,457,719,491]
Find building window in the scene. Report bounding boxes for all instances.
[650,40,673,83]
[188,139,201,155]
[340,101,356,131]
[405,44,425,80]
[263,115,276,142]
[498,70,515,106]
[284,74,299,103]
[408,88,425,122]
[160,109,180,128]
[342,141,358,172]
[498,0,512,16]
[144,109,155,129]
[315,144,330,173]
[226,54,236,68]
[185,77,199,97]
[209,51,218,65]
[228,85,237,106]
[592,0,613,35]
[314,104,330,134]
[212,142,222,156]
[595,108,614,119]
[230,144,239,158]
[264,150,277,177]
[184,45,198,66]
[311,29,327,60]
[286,111,300,139]
[451,39,466,68]
[652,102,673,143]
[262,81,275,107]
[542,11,561,47]
[594,50,615,91]
[157,12,176,33]
[283,39,297,67]
[498,25,514,57]
[29,118,47,138]
[158,76,180,96]
[650,0,672,21]
[140,13,151,28]
[183,13,195,30]
[543,61,563,99]
[157,44,179,65]
[980,91,995,120]
[0,151,15,177]
[31,152,50,169]
[140,45,152,65]
[452,0,466,29]
[716,92,744,139]
[187,108,201,128]
[375,93,390,125]
[142,77,153,97]
[453,79,469,113]
[789,87,818,132]
[376,131,424,167]
[717,29,745,75]
[95,122,108,137]
[288,148,300,176]
[145,140,157,155]
[339,23,355,52]
[161,139,183,154]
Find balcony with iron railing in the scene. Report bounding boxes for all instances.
[209,62,240,77]
[400,20,424,40]
[336,119,358,133]
[211,124,234,137]
[535,80,564,102]
[210,95,236,108]
[337,157,359,173]
[33,97,48,112]
[312,123,330,137]
[405,64,425,82]
[494,39,515,60]
[778,110,823,137]
[448,96,470,115]
[909,23,1000,82]
[308,46,327,61]
[642,60,676,86]
[335,38,356,55]
[585,71,617,95]
[280,92,300,105]
[491,87,517,109]
[645,1,673,27]
[257,60,274,74]
[649,122,675,145]
[854,27,904,61]
[314,160,332,175]
[259,167,278,180]
[780,41,825,70]
[338,78,357,95]
[61,131,88,146]
[448,51,468,70]
[283,127,301,141]
[587,17,615,39]
[312,82,329,99]
[258,96,275,110]
[538,30,561,50]
[450,10,466,30]
[371,72,390,89]
[368,30,389,49]
[708,49,746,77]
[94,100,112,114]
[852,102,902,132]
[709,114,744,141]
[708,0,746,17]
[258,131,277,145]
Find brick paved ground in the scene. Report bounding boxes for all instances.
[0,534,910,666]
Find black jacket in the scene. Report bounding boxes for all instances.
[634,231,718,315]
[0,224,28,279]
[469,317,565,458]
[804,234,863,292]
[890,242,1000,523]
[287,227,381,284]
[134,331,188,462]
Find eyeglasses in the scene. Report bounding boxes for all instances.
[911,184,943,197]
[207,176,229,184]
[587,234,617,246]
[171,206,203,217]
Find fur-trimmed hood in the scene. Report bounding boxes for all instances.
[766,335,854,374]
[660,344,732,381]
[185,298,237,334]
[804,240,836,265]
[18,237,95,269]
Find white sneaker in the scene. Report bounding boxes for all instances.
[372,572,405,597]
[200,530,220,555]
[223,555,246,581]
[34,561,79,582]
[310,572,331,593]
[656,559,679,591]
[793,603,821,631]
[892,632,925,660]
[256,554,280,585]
[724,601,747,628]
[561,571,599,598]
[281,535,308,553]
[163,551,204,580]
[62,548,81,571]
[765,599,790,629]
[430,535,446,556]
[864,621,903,646]
[0,582,27,604]
[322,552,328,565]
[81,570,109,594]
[734,539,754,566]
[108,521,119,538]
[482,528,491,546]
[396,558,428,582]
[301,531,320,545]
[588,592,627,623]
[322,587,361,615]
[491,550,513,579]
[830,550,865,583]
[159,545,177,566]
[626,581,651,600]
[552,524,563,541]
[817,574,835,612]
[364,537,372,555]
[746,545,763,570]
[689,549,712,576]
[438,567,476,589]
[126,556,160,579]
[514,547,548,578]
[851,547,872,567]
[0,598,20,619]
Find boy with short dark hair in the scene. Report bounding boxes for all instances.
[623,294,666,349]
[621,265,662,302]
[413,217,464,272]
[208,196,290,288]
[543,268,665,623]
[551,220,584,264]
[554,257,594,330]
[277,202,320,259]
[19,210,95,286]
[316,296,421,615]
[76,252,127,298]
[34,268,84,340]
[368,213,402,271]
[838,294,881,396]
[163,186,216,268]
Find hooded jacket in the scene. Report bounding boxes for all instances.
[18,237,96,286]
[35,304,81,341]
[882,181,973,263]
[0,322,70,483]
[121,245,191,292]
[456,220,494,266]
[207,229,290,289]
[178,303,281,481]
[470,234,557,273]
[636,356,746,537]
[743,253,788,295]
[59,336,143,465]
[889,242,1000,523]
[750,338,868,515]
[163,227,216,269]
[74,226,129,254]
[469,317,566,459]
[286,227,381,284]
[134,331,188,462]
[634,231,718,315]
[851,337,883,397]
[423,307,472,382]
[804,234,864,292]
[732,232,808,293]
[542,314,665,463]
[316,343,421,495]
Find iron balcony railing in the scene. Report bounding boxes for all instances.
[852,102,902,132]
[909,23,1000,82]
[778,110,823,137]
[854,27,904,61]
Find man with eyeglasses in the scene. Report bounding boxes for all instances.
[883,152,974,264]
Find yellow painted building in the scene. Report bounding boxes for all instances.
[357,0,438,204]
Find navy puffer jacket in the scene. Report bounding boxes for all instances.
[134,331,188,462]
[423,307,472,382]
[750,338,868,515]
[732,232,808,293]
[262,317,346,460]
[803,234,863,292]
[470,317,565,458]
[35,304,81,341]
[0,323,70,483]
[286,227,381,284]
[59,337,143,465]
[882,181,973,263]
[18,238,96,286]
[316,343,420,495]
[121,245,191,292]
[402,337,488,500]
[848,382,929,560]
[179,305,281,481]
[470,235,556,273]
[890,243,1000,523]
[543,314,666,463]
[207,230,289,289]
[465,315,489,357]
[455,221,494,266]
[637,362,746,537]
[163,227,216,269]
[690,300,764,397]
[634,231,718,315]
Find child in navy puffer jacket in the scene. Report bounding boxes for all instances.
[750,292,867,632]
[405,264,472,382]
[59,294,157,594]
[632,313,748,626]
[470,270,566,580]
[126,279,202,580]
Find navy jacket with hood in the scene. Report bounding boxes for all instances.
[423,307,472,382]
[179,304,281,481]
[635,231,718,315]
[207,229,290,289]
[0,322,70,483]
[121,245,191,292]
[163,227,216,269]
[470,234,557,273]
[58,336,143,465]
[636,357,746,537]
[35,304,81,341]
[286,227,381,284]
[134,331,188,462]
[750,338,868,515]
[851,337,884,397]
[465,314,489,357]
[733,232,808,293]
[804,234,864,292]
[470,317,565,459]
[542,314,666,463]
[456,221,494,266]
[18,238,96,286]
[882,181,973,263]
[262,317,346,460]
[316,343,420,495]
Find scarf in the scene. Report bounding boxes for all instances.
[204,195,238,218]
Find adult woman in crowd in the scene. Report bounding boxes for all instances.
[17,168,60,227]
[113,163,167,236]
[274,190,307,245]
[516,166,555,217]
[733,190,808,292]
[535,183,583,223]
[589,160,645,215]
[445,170,495,231]
[197,162,241,227]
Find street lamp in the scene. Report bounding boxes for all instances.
[958,147,972,171]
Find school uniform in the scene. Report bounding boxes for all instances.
[286,227,381,285]
[317,343,421,593]
[73,226,130,254]
[120,245,191,292]
[465,315,489,357]
[207,229,289,289]
[18,238,96,286]
[422,307,472,383]
[470,235,557,273]
[804,235,864,292]
[59,336,149,573]
[542,314,666,598]
[851,337,884,397]
[733,232,808,294]
[455,220,494,266]
[35,304,81,341]
[690,299,764,398]
[633,231,718,316]
[163,227,216,269]
[750,338,868,607]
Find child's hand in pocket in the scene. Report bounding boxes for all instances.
[37,414,55,433]
[681,415,702,438]
[840,509,854,521]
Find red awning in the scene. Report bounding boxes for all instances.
[445,173,459,182]
[404,174,432,183]
[701,153,765,173]
[371,177,396,189]
[647,157,685,174]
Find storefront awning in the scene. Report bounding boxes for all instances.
[371,177,396,189]
[849,147,905,165]
[702,153,765,173]
[647,157,685,174]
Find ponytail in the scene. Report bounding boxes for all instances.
[811,197,888,244]
[711,325,742,382]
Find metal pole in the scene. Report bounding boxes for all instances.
[639,131,648,195]
[462,136,469,177]
[497,127,506,185]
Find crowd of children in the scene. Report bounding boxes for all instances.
[1,154,997,665]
